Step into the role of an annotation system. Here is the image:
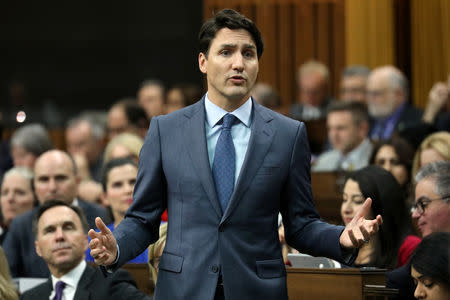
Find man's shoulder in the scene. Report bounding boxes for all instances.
[312,150,340,171]
[7,208,36,234]
[20,279,51,299]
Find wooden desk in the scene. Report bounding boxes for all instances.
[287,268,398,300]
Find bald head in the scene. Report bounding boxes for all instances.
[366,66,408,118]
[34,150,79,205]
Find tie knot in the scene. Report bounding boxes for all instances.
[55,281,66,292]
[222,113,237,129]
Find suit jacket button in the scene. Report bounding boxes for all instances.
[211,265,219,273]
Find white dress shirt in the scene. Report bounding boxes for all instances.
[49,260,86,300]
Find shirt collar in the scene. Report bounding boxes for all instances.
[204,93,252,128]
[343,138,371,162]
[51,260,86,290]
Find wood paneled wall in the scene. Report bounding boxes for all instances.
[345,0,395,67]
[411,0,450,108]
[203,0,450,110]
[203,0,346,110]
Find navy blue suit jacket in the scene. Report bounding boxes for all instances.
[4,200,107,278]
[20,264,150,300]
[112,98,349,300]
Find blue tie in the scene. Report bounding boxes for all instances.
[53,281,66,300]
[213,113,237,213]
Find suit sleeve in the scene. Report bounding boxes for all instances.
[3,217,23,277]
[112,117,167,269]
[280,122,347,262]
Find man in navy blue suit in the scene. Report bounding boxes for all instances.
[89,9,382,300]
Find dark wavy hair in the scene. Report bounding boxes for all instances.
[198,9,264,59]
[410,232,450,289]
[345,165,411,269]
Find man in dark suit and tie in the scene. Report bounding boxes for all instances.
[4,150,108,278]
[20,200,149,300]
[89,9,382,300]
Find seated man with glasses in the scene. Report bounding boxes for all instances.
[387,161,450,299]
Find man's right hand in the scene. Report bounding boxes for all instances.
[88,217,118,266]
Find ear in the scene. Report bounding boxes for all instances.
[35,240,42,257]
[101,192,109,207]
[198,52,207,74]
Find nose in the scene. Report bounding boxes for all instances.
[382,162,392,172]
[414,284,425,299]
[231,53,244,71]
[48,178,57,192]
[3,192,14,204]
[342,201,353,213]
[411,208,420,219]
[55,227,65,241]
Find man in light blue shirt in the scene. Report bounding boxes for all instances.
[89,9,382,300]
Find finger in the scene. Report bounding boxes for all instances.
[88,229,101,240]
[355,198,372,219]
[95,217,111,235]
[359,224,371,241]
[376,215,383,226]
[347,229,359,247]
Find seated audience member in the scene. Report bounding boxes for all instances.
[137,79,166,119]
[165,83,202,114]
[386,161,450,299]
[103,133,144,165]
[10,123,53,169]
[148,222,168,295]
[0,167,36,245]
[370,137,415,199]
[290,60,333,121]
[342,166,419,268]
[411,131,450,178]
[252,83,282,112]
[20,200,150,300]
[366,66,422,140]
[108,99,149,140]
[313,101,372,171]
[65,114,106,182]
[410,232,450,300]
[3,150,108,278]
[0,247,18,300]
[422,79,450,132]
[86,158,148,263]
[339,65,370,103]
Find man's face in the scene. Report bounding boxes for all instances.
[138,85,165,118]
[412,178,450,237]
[198,28,258,108]
[340,76,367,103]
[298,72,327,107]
[108,106,130,140]
[327,111,363,154]
[35,206,88,276]
[65,121,100,164]
[34,152,78,204]
[366,74,399,118]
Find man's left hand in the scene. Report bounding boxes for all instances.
[339,198,383,248]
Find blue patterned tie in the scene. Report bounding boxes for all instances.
[53,281,66,300]
[213,113,237,213]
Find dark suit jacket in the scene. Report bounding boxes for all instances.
[386,264,415,300]
[20,264,150,300]
[112,98,350,300]
[4,199,107,278]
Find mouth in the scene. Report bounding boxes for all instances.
[229,75,246,84]
[52,247,71,253]
[125,198,133,205]
[344,217,353,224]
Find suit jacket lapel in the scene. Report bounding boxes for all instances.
[73,265,93,300]
[184,98,222,218]
[222,101,275,223]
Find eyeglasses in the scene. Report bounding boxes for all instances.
[411,196,450,215]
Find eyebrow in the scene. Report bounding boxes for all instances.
[220,43,256,49]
